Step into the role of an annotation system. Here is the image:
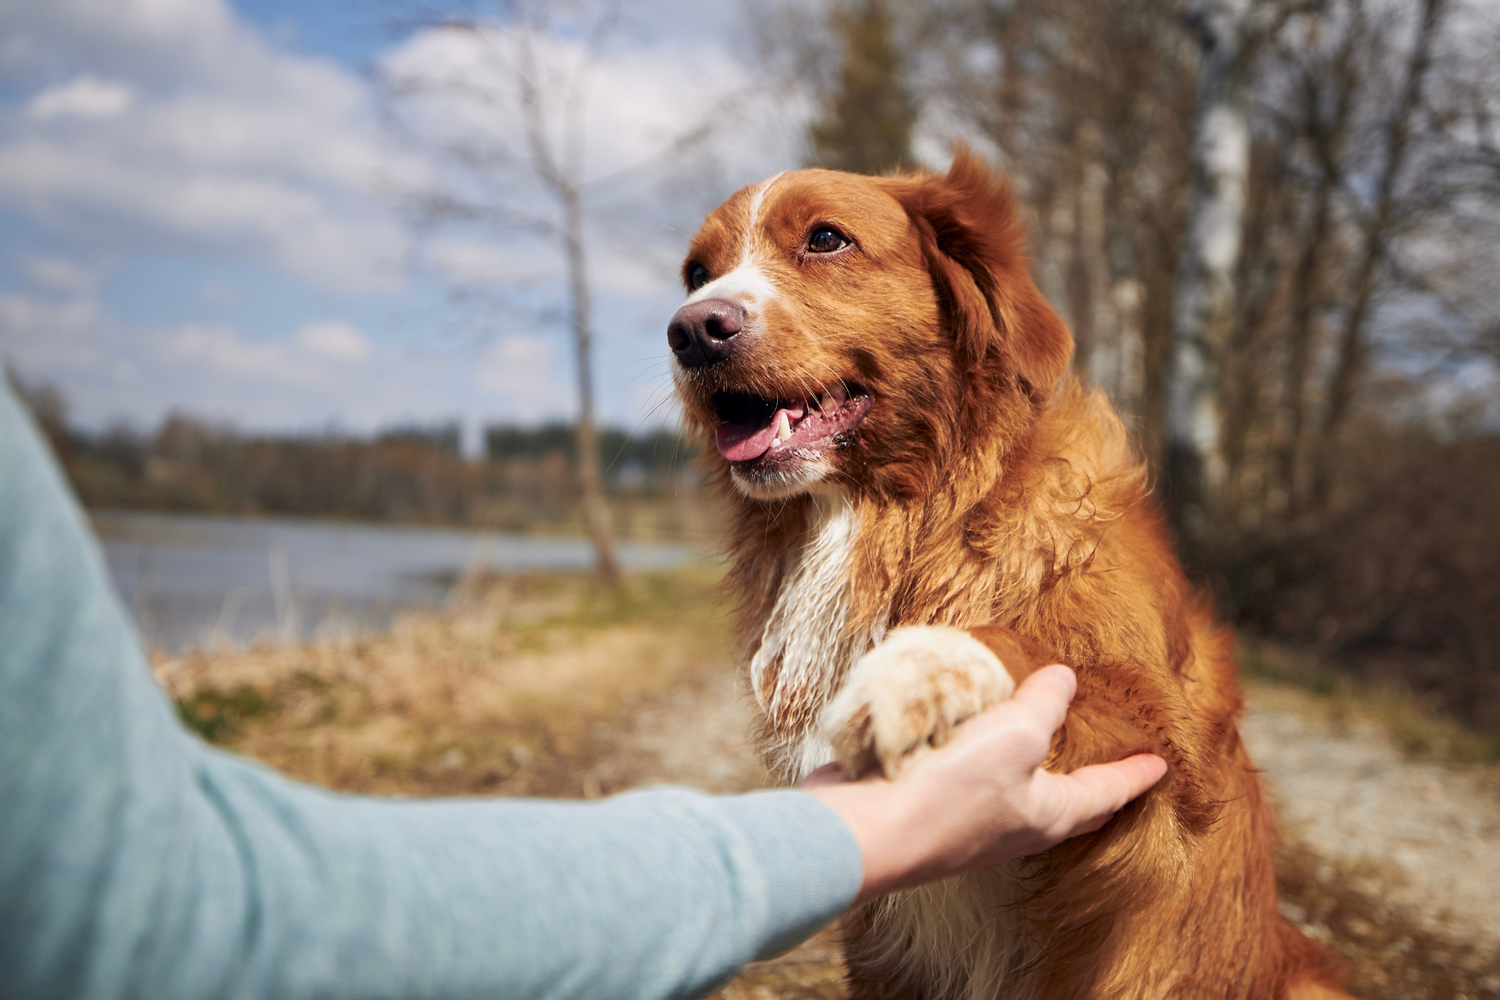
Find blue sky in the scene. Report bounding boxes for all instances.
[0,0,804,451]
[235,0,391,66]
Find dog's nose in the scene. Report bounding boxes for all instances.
[668,298,745,368]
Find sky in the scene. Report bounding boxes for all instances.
[0,0,806,452]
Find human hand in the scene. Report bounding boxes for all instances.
[799,664,1167,904]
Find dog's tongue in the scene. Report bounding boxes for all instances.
[716,405,802,462]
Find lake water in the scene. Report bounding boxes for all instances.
[94,510,700,654]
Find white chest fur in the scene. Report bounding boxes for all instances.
[749,497,885,781]
[747,501,1030,997]
[747,498,1031,997]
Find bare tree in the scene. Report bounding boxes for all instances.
[512,19,622,587]
[383,2,721,586]
[1309,0,1448,505]
[1274,3,1362,509]
[910,0,1196,465]
[1217,135,1296,512]
[1166,0,1314,539]
[808,0,918,173]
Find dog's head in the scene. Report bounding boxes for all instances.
[669,146,1072,502]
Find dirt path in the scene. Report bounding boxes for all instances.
[586,664,768,796]
[1245,693,1500,947]
[1242,686,1500,998]
[600,672,1500,999]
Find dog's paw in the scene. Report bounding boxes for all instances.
[822,625,1017,779]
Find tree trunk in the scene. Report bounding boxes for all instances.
[1221,141,1294,512]
[1070,124,1110,385]
[560,184,621,587]
[1139,206,1181,477]
[1067,182,1096,377]
[1312,0,1444,506]
[1278,17,1358,511]
[1278,163,1336,507]
[1166,0,1256,542]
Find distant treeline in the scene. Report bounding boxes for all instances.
[9,372,704,536]
[486,423,699,487]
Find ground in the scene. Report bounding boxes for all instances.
[151,569,1500,1000]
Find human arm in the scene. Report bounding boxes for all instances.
[0,381,860,1000]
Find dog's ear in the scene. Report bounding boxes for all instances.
[882,145,1072,400]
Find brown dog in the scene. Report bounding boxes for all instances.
[667,148,1349,1000]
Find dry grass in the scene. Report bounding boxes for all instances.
[152,566,754,799]
[1240,639,1500,767]
[150,572,1497,999]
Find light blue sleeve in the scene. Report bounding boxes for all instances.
[0,379,863,1000]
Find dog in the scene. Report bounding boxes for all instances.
[667,148,1349,1000]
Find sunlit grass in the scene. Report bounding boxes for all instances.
[152,564,745,798]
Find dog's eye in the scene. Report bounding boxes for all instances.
[806,226,847,254]
[686,262,710,290]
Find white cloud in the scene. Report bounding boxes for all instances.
[162,323,312,382]
[0,288,101,342]
[426,229,676,300]
[381,24,784,189]
[296,319,370,363]
[0,0,426,294]
[428,236,552,288]
[590,239,680,297]
[19,253,102,293]
[382,21,800,283]
[0,0,804,436]
[475,334,566,413]
[161,320,376,384]
[0,287,117,386]
[27,75,135,120]
[381,17,800,400]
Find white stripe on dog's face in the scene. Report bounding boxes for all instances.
[683,172,786,319]
[685,263,778,309]
[739,171,783,259]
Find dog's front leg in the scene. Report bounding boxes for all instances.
[822,624,1054,779]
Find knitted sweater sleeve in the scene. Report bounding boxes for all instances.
[0,381,861,1000]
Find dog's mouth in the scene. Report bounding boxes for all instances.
[712,384,873,464]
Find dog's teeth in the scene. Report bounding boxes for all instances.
[774,411,792,444]
[819,393,835,412]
